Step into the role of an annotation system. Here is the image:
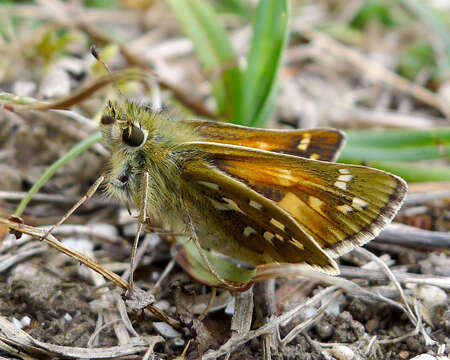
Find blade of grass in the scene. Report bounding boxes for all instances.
[341,128,450,161]
[345,128,450,148]
[341,145,450,162]
[341,160,450,182]
[13,131,102,217]
[167,0,241,118]
[238,0,289,127]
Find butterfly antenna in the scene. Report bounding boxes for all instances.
[90,45,125,99]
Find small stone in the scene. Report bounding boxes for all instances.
[314,320,333,340]
[409,355,437,360]
[328,345,355,360]
[64,313,73,322]
[153,322,182,339]
[154,300,170,311]
[20,316,31,327]
[418,285,447,308]
[172,337,185,347]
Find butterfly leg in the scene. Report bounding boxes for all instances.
[40,175,105,241]
[186,213,248,292]
[127,170,149,296]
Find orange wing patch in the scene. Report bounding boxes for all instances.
[188,119,345,162]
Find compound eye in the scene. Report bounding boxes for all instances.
[122,124,145,147]
[101,115,115,125]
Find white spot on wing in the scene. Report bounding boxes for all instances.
[336,204,354,214]
[209,198,230,211]
[249,200,264,210]
[223,198,242,212]
[338,174,353,182]
[334,181,347,190]
[264,231,274,241]
[352,197,369,210]
[290,238,304,249]
[243,226,257,237]
[270,218,285,230]
[339,168,351,174]
[197,181,220,191]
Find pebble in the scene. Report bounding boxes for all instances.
[327,345,355,360]
[418,285,447,308]
[20,316,31,327]
[153,322,182,339]
[409,355,438,360]
[314,321,333,340]
[154,300,170,311]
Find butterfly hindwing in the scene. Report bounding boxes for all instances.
[186,119,345,162]
[179,142,407,260]
[182,156,339,273]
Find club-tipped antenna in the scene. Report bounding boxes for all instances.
[90,45,125,99]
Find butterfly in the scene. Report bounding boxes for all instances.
[100,99,407,276]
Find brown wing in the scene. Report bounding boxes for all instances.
[181,155,338,274]
[179,142,407,260]
[186,119,345,162]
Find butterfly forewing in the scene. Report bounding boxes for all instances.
[180,142,407,260]
[187,119,345,162]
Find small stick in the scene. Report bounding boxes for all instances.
[198,287,217,321]
[186,213,249,292]
[40,175,104,241]
[128,170,149,295]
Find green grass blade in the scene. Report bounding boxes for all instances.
[340,145,450,162]
[238,0,289,127]
[345,128,450,148]
[167,0,241,117]
[341,160,450,182]
[13,131,102,217]
[341,128,450,162]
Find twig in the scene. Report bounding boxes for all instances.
[338,266,450,289]
[376,223,450,250]
[355,248,417,324]
[0,217,182,329]
[201,286,339,360]
[281,289,343,346]
[405,190,450,205]
[0,190,111,205]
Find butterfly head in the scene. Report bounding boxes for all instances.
[100,100,152,151]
